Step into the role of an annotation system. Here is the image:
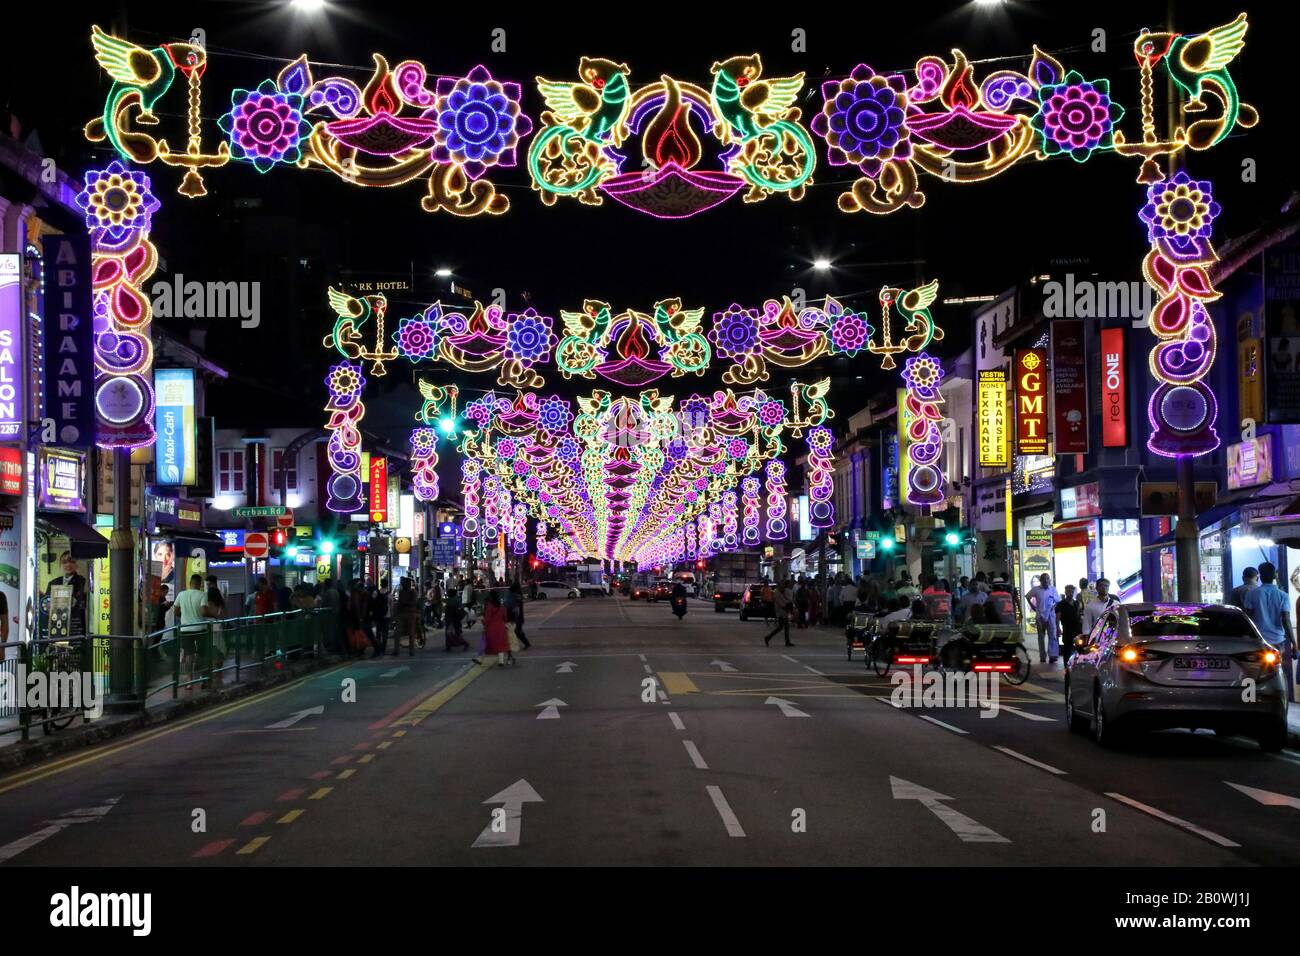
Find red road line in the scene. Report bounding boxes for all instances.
[240,811,272,827]
[193,839,235,858]
[331,755,352,765]
[352,742,371,751]
[366,669,473,730]
[277,788,305,802]
[308,770,333,780]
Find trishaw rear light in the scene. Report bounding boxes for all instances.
[896,656,931,665]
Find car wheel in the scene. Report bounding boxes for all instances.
[739,610,747,621]
[1065,680,1088,733]
[1256,720,1288,753]
[537,593,547,600]
[1092,687,1121,748]
[715,604,724,613]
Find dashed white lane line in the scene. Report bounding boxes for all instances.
[668,712,685,731]
[1104,792,1241,848]
[657,688,670,703]
[683,740,709,769]
[992,745,1067,775]
[1000,704,1056,722]
[706,785,746,837]
[642,663,654,675]
[804,665,823,676]
[781,655,798,664]
[917,715,969,735]
[639,654,647,662]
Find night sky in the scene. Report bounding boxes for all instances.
[3,1,1292,463]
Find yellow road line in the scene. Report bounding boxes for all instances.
[393,663,491,726]
[237,836,270,855]
[277,809,304,824]
[377,741,393,750]
[658,672,699,695]
[390,730,406,738]
[0,662,349,796]
[358,753,375,764]
[308,787,332,800]
[336,769,356,779]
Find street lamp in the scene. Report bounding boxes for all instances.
[291,0,327,12]
[812,257,832,271]
[435,267,452,278]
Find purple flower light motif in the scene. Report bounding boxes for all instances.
[1031,71,1123,163]
[410,427,436,453]
[709,305,761,358]
[432,65,533,179]
[505,308,557,364]
[808,426,834,453]
[829,309,871,356]
[76,161,160,250]
[394,313,438,360]
[757,399,787,428]
[814,64,911,178]
[512,458,531,476]
[709,461,727,476]
[557,437,580,461]
[726,438,750,459]
[526,475,542,492]
[902,352,944,399]
[495,437,518,460]
[537,396,573,432]
[464,396,496,428]
[694,477,710,492]
[1140,171,1220,257]
[327,361,366,401]
[218,79,311,173]
[666,437,690,462]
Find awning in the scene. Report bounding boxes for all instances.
[166,531,225,563]
[1245,495,1300,546]
[1139,499,1264,552]
[1052,517,1095,551]
[37,513,108,559]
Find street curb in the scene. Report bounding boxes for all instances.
[0,652,345,775]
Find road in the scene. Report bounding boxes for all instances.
[0,594,1297,865]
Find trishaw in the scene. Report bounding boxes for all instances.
[868,620,940,677]
[845,606,875,660]
[939,623,1031,685]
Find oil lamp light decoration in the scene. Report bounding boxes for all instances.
[528,55,815,218]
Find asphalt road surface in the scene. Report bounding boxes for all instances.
[1,595,1297,866]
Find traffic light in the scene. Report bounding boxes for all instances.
[695,559,706,570]
[270,528,287,557]
[879,537,896,554]
[937,505,965,551]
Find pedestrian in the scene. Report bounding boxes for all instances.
[1242,562,1296,702]
[153,584,173,634]
[253,576,276,617]
[1078,577,1096,604]
[443,589,470,652]
[274,576,292,613]
[896,572,919,600]
[482,591,514,666]
[393,578,421,657]
[839,575,859,623]
[1081,577,1118,636]
[763,580,795,647]
[205,582,227,685]
[371,575,392,656]
[349,582,374,657]
[760,579,775,623]
[954,576,970,605]
[507,581,531,649]
[1026,573,1060,664]
[174,574,209,689]
[1057,584,1084,664]
[1230,567,1259,609]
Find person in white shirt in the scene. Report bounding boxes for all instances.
[879,596,912,628]
[1082,577,1119,636]
[840,579,860,612]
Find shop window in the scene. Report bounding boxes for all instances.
[217,448,244,494]
[272,448,299,492]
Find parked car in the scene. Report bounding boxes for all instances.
[1064,603,1288,751]
[534,580,581,600]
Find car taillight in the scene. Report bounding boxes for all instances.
[1119,645,1163,663]
[1235,649,1280,670]
[713,592,722,599]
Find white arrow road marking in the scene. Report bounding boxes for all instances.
[999,704,1056,722]
[890,777,1009,843]
[265,706,323,729]
[1105,793,1240,847]
[473,780,544,848]
[710,659,737,672]
[992,746,1066,775]
[555,661,577,674]
[706,785,746,837]
[765,696,810,718]
[536,698,567,720]
[1225,781,1300,809]
[683,740,708,769]
[0,797,120,863]
[379,666,409,678]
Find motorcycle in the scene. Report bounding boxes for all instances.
[671,595,688,619]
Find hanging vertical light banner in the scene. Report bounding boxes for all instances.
[460,459,481,537]
[900,353,947,506]
[1139,172,1222,457]
[154,368,197,486]
[1015,348,1049,455]
[896,387,912,500]
[1050,320,1088,454]
[369,456,389,523]
[764,459,787,540]
[42,234,97,447]
[740,475,761,547]
[0,256,22,442]
[512,502,528,555]
[806,426,836,528]
[324,360,365,513]
[685,517,698,559]
[977,369,1008,468]
[1100,328,1128,447]
[722,490,739,549]
[483,474,500,537]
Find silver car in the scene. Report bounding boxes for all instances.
[1064,603,1288,750]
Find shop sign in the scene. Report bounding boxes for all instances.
[1015,349,1048,455]
[977,369,1009,467]
[1100,328,1127,447]
[370,457,388,523]
[975,482,1007,532]
[231,505,285,518]
[218,529,245,552]
[0,255,23,441]
[1060,481,1102,519]
[147,491,179,526]
[37,448,86,513]
[154,368,197,486]
[1226,434,1274,490]
[1264,239,1300,423]
[1139,481,1218,517]
[177,499,202,527]
[43,234,97,447]
[0,445,22,495]
[1051,320,1088,454]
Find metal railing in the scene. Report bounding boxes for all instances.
[0,608,338,742]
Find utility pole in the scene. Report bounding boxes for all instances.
[108,447,134,696]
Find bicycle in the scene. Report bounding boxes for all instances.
[31,640,84,734]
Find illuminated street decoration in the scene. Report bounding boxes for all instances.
[900,352,947,506]
[325,287,398,377]
[528,55,814,218]
[740,476,761,547]
[324,361,366,512]
[764,459,788,541]
[513,502,529,555]
[557,299,711,386]
[483,474,500,537]
[409,382,457,502]
[1139,172,1222,457]
[870,280,941,370]
[1031,71,1124,163]
[218,80,312,173]
[461,459,481,537]
[78,161,160,447]
[722,491,739,550]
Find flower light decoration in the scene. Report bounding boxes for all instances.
[461,459,482,537]
[556,299,711,387]
[764,460,788,540]
[528,55,814,218]
[324,361,367,512]
[218,79,311,173]
[1030,71,1124,163]
[806,426,836,529]
[741,475,762,547]
[1139,171,1222,457]
[409,382,457,501]
[77,160,161,447]
[899,352,948,506]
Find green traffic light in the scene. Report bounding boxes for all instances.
[880,538,895,552]
[945,532,960,547]
[287,545,299,557]
[321,541,335,555]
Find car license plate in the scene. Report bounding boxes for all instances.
[1173,656,1229,671]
